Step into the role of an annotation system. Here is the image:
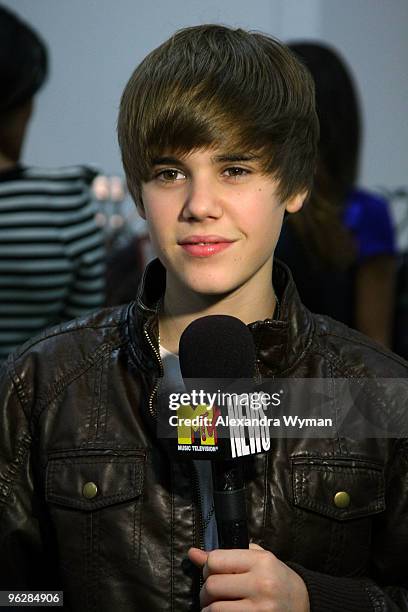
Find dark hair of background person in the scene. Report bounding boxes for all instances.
[0,4,48,161]
[287,41,358,268]
[0,4,48,112]
[277,41,396,349]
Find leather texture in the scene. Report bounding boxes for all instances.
[0,259,407,611]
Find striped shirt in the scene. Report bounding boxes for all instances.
[0,164,106,363]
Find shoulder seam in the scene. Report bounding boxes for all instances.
[31,340,126,426]
[315,328,408,369]
[14,319,125,359]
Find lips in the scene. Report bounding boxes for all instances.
[178,235,235,258]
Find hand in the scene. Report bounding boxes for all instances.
[188,543,310,612]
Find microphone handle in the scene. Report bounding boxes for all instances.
[212,459,249,549]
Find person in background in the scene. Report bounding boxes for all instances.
[0,5,106,364]
[276,42,396,348]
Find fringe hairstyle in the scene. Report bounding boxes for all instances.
[118,25,319,207]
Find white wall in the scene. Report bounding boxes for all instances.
[319,0,408,191]
[4,0,408,191]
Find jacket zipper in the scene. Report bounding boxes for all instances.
[144,322,205,602]
[143,322,163,419]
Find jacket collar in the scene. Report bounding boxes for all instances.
[129,258,314,376]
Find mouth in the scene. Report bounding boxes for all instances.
[178,236,236,258]
[179,235,234,245]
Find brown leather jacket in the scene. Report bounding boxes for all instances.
[1,259,407,611]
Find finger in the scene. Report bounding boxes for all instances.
[202,548,260,580]
[249,543,263,550]
[188,547,208,568]
[200,573,251,608]
[202,601,253,612]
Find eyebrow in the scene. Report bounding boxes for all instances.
[212,153,261,163]
[151,153,261,166]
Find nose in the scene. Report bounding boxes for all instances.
[181,177,223,221]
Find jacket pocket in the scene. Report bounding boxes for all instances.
[45,451,145,607]
[292,457,385,520]
[46,453,144,511]
[290,457,385,574]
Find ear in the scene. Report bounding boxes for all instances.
[285,190,307,215]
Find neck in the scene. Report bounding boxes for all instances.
[0,151,17,172]
[159,263,277,354]
[0,99,32,168]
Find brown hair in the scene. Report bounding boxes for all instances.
[118,24,318,204]
[287,42,359,268]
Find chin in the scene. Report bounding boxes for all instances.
[185,276,241,297]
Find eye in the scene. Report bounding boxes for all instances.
[155,168,185,182]
[223,166,250,178]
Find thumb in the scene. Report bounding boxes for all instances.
[188,547,209,568]
[249,542,264,551]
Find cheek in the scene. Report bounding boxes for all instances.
[244,205,284,245]
[141,189,179,233]
[143,203,168,235]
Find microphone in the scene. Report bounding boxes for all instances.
[179,315,256,549]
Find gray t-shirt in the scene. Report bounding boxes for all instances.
[160,345,219,551]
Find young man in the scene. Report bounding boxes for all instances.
[1,24,407,612]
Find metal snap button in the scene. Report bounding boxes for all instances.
[334,491,350,509]
[82,481,98,499]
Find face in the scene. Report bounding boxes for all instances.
[140,148,304,304]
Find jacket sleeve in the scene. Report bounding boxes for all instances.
[288,439,408,611]
[0,361,58,590]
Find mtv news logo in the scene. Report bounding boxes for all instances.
[175,403,220,453]
[168,390,282,457]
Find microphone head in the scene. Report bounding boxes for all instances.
[156,315,261,461]
[179,315,256,382]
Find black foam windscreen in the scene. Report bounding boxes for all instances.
[179,315,256,382]
[179,315,254,548]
